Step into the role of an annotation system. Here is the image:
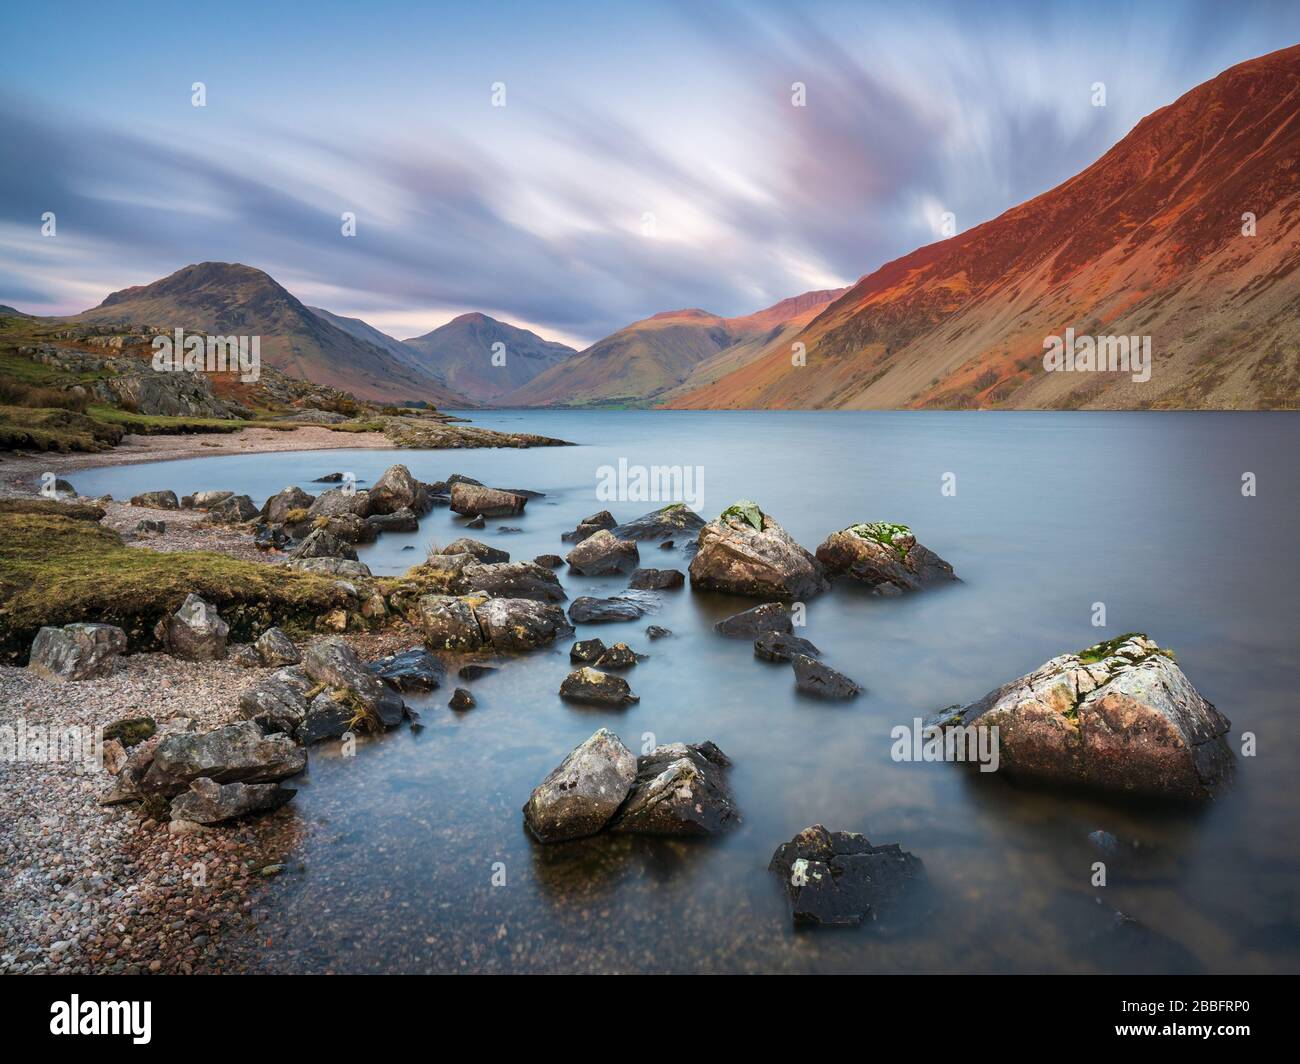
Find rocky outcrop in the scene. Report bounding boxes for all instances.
[290,528,358,561]
[307,488,371,520]
[566,530,639,575]
[769,825,926,928]
[628,567,684,590]
[715,602,792,637]
[27,623,127,681]
[609,741,738,836]
[168,777,296,824]
[473,598,573,651]
[522,728,638,843]
[238,666,312,736]
[793,655,862,699]
[815,523,957,594]
[450,483,526,517]
[611,504,707,543]
[689,501,828,601]
[154,594,228,660]
[932,634,1233,799]
[559,667,639,706]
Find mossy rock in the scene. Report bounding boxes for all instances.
[102,716,156,747]
[720,499,764,531]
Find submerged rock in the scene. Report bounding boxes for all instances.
[933,633,1232,799]
[754,631,821,662]
[27,623,127,681]
[154,594,228,661]
[769,825,927,928]
[450,482,526,517]
[689,500,828,600]
[645,625,672,640]
[169,777,296,824]
[559,667,639,706]
[714,602,792,637]
[566,529,640,575]
[609,741,739,837]
[449,687,476,711]
[815,523,957,594]
[523,728,638,843]
[792,654,862,699]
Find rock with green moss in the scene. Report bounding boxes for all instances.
[689,502,828,601]
[102,715,156,747]
[934,634,1232,799]
[815,523,956,594]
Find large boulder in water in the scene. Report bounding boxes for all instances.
[417,594,487,652]
[689,500,828,601]
[473,597,572,651]
[261,485,315,524]
[450,482,526,517]
[368,464,420,515]
[609,741,739,837]
[792,654,862,699]
[561,510,616,542]
[523,728,638,843]
[933,634,1232,799]
[559,667,639,706]
[28,623,127,681]
[441,538,509,563]
[307,487,372,520]
[566,529,639,575]
[769,825,927,928]
[154,593,228,660]
[815,522,957,594]
[611,504,706,542]
[460,560,565,602]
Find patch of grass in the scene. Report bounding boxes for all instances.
[85,405,247,435]
[0,511,357,661]
[0,405,125,452]
[0,498,106,521]
[847,521,912,559]
[720,499,764,530]
[1076,632,1175,665]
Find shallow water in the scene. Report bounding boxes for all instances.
[72,411,1300,973]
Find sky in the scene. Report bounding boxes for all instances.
[2,0,1297,347]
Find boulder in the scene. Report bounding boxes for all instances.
[689,500,828,600]
[135,519,166,534]
[261,485,315,524]
[317,513,378,544]
[136,721,306,798]
[466,515,486,529]
[102,716,156,747]
[459,664,497,680]
[534,554,564,568]
[645,625,672,640]
[367,647,444,691]
[186,490,234,509]
[611,504,706,542]
[238,666,312,736]
[301,637,406,729]
[255,627,301,667]
[369,464,420,515]
[449,688,476,711]
[253,523,291,551]
[755,631,821,662]
[569,638,607,663]
[203,494,258,523]
[559,667,639,706]
[229,644,262,668]
[473,598,573,651]
[768,825,927,928]
[460,561,565,603]
[290,528,358,561]
[715,602,792,637]
[441,538,509,564]
[299,691,359,744]
[609,741,739,836]
[568,591,658,624]
[628,567,684,590]
[168,777,296,824]
[792,654,862,699]
[566,530,639,575]
[27,623,127,681]
[130,490,179,509]
[417,594,487,652]
[450,483,526,517]
[154,594,228,661]
[523,728,637,843]
[287,557,373,579]
[366,508,419,533]
[561,510,616,542]
[815,523,957,593]
[307,487,371,520]
[932,633,1233,799]
[595,642,639,668]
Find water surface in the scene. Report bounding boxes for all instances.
[72,411,1300,973]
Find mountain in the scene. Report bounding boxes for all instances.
[670,45,1300,410]
[504,289,845,407]
[401,312,576,403]
[306,305,443,383]
[0,305,31,317]
[72,263,469,405]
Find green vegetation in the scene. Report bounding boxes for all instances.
[0,405,125,452]
[0,510,355,661]
[1076,632,1176,665]
[847,521,912,558]
[720,499,764,530]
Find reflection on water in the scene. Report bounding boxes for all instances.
[71,412,1300,973]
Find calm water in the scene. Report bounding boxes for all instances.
[72,411,1300,973]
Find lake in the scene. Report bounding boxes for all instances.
[69,410,1300,973]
